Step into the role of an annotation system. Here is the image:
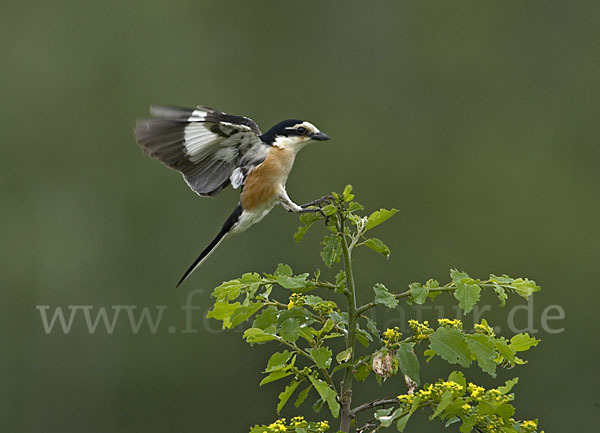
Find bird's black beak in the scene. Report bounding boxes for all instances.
[311,132,330,141]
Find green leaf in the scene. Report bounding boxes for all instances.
[361,238,391,257]
[355,329,371,347]
[445,417,461,427]
[428,327,471,368]
[318,318,335,337]
[373,283,399,308]
[409,282,429,305]
[206,301,241,328]
[453,281,481,314]
[243,328,276,343]
[342,184,354,202]
[494,337,516,364]
[274,263,293,277]
[321,204,337,216]
[447,371,466,391]
[295,384,312,408]
[450,269,471,282]
[396,343,420,385]
[396,395,421,432]
[375,407,401,428]
[312,398,324,413]
[509,333,539,351]
[498,377,519,395]
[364,316,381,341]
[308,376,340,418]
[492,284,508,307]
[489,274,513,284]
[431,390,453,419]
[423,348,436,362]
[307,347,332,369]
[294,212,322,242]
[252,306,278,333]
[336,347,352,364]
[496,402,515,419]
[298,326,316,344]
[466,334,497,377]
[211,280,243,302]
[303,295,323,306]
[365,208,398,231]
[396,415,410,432]
[459,416,477,433]
[511,278,541,299]
[265,351,294,372]
[320,235,342,268]
[277,273,310,290]
[229,302,263,328]
[278,318,301,343]
[335,270,346,291]
[354,362,371,381]
[277,380,300,413]
[348,201,364,212]
[260,369,293,386]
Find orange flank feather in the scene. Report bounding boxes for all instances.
[241,146,296,210]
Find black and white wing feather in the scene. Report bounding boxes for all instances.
[135,105,269,196]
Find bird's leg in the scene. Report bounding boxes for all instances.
[300,195,335,209]
[279,189,309,213]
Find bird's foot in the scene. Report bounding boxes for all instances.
[300,195,335,209]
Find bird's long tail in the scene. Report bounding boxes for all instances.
[176,204,243,287]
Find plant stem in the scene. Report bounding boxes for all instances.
[355,285,456,316]
[350,398,400,416]
[339,213,358,433]
[274,336,337,390]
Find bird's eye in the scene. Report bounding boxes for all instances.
[297,126,307,135]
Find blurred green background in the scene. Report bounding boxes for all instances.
[2,0,599,431]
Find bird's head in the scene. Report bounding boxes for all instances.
[260,119,330,151]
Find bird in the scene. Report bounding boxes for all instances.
[134,104,331,287]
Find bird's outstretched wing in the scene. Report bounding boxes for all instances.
[135,105,270,196]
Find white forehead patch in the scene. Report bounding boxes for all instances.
[285,121,320,134]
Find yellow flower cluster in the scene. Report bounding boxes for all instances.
[287,293,305,309]
[521,420,538,432]
[318,421,329,431]
[408,320,433,340]
[312,300,336,316]
[467,382,512,403]
[290,416,307,429]
[398,380,464,405]
[437,318,463,329]
[266,419,287,433]
[474,319,495,336]
[468,382,485,398]
[261,417,329,433]
[396,379,539,433]
[383,327,402,345]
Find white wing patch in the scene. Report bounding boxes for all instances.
[135,104,268,197]
[230,167,245,189]
[187,108,208,121]
[183,124,221,161]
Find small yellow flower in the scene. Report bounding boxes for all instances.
[437,318,463,329]
[287,293,305,309]
[397,394,414,405]
[408,320,433,340]
[462,403,471,411]
[522,420,538,430]
[467,382,485,398]
[474,319,495,336]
